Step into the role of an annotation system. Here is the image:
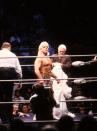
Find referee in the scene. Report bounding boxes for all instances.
[0,42,22,123]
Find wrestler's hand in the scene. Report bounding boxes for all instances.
[38,80,44,85]
[93,56,97,62]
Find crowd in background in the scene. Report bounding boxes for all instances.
[1,114,97,131]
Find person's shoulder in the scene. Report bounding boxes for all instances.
[51,53,58,56]
[51,54,58,59]
[10,51,17,57]
[34,57,41,64]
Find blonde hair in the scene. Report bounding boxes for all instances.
[38,41,49,51]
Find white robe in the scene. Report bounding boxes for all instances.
[51,62,72,119]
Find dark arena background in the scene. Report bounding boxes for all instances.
[0,0,97,53]
[0,0,97,130]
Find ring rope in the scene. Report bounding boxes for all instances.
[0,99,97,104]
[60,99,97,102]
[0,54,97,59]
[13,79,97,85]
[21,64,34,66]
[0,77,97,82]
[0,100,30,104]
[11,54,97,58]
[14,82,36,85]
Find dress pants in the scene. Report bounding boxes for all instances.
[0,67,17,123]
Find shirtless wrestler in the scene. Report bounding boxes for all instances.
[30,41,59,120]
[34,41,59,86]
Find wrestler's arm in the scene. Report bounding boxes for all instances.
[34,58,44,83]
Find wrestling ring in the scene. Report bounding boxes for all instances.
[0,54,97,124]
